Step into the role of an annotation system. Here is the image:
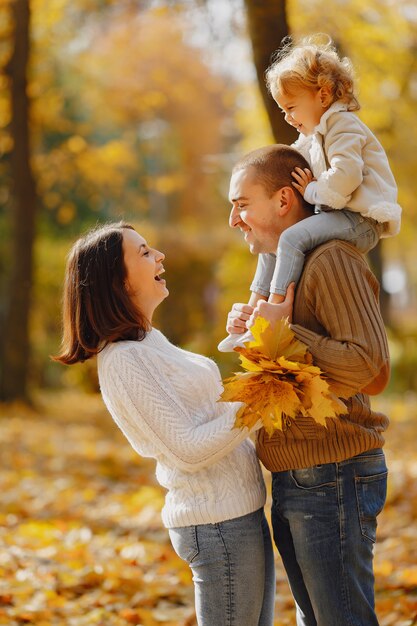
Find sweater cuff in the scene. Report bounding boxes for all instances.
[303,181,318,205]
[290,323,319,348]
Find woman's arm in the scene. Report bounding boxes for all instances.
[100,347,258,473]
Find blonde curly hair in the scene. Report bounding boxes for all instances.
[266,34,360,111]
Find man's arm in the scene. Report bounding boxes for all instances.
[224,244,389,397]
[291,243,390,397]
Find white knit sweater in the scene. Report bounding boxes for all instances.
[97,328,266,528]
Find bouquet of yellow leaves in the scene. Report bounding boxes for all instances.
[219,316,349,436]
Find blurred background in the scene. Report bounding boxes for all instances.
[0,0,416,400]
[0,1,416,625]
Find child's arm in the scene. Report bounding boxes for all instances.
[300,113,366,210]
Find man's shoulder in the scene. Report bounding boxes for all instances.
[300,240,379,306]
[303,240,372,283]
[306,239,365,264]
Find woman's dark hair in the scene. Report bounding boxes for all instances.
[53,221,150,365]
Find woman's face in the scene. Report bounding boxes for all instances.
[122,229,168,320]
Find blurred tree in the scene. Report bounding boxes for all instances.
[70,7,230,227]
[21,4,232,234]
[1,3,240,389]
[1,0,37,401]
[244,0,297,145]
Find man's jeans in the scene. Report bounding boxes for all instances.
[169,508,275,626]
[271,449,388,626]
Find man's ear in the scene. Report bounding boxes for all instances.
[319,86,332,108]
[275,186,295,216]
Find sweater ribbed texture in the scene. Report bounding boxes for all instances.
[98,329,266,528]
[256,241,390,472]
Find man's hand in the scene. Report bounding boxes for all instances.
[292,167,315,197]
[248,283,296,327]
[226,303,254,335]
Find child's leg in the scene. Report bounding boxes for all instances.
[249,291,268,307]
[270,210,382,296]
[269,293,285,304]
[336,210,383,253]
[250,253,276,299]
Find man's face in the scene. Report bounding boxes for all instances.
[228,167,283,254]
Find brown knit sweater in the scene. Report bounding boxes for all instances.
[256,240,390,472]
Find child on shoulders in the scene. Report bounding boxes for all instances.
[219,34,401,352]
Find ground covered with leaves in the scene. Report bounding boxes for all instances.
[1,391,416,626]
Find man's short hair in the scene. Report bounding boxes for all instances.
[232,144,311,201]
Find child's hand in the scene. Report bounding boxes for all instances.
[292,167,315,196]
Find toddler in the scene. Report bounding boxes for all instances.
[219,35,401,352]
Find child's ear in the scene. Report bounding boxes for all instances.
[319,86,332,108]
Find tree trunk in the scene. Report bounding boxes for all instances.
[243,0,297,144]
[1,0,37,401]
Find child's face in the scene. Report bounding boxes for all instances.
[276,88,327,135]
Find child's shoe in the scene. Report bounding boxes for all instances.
[217,330,254,353]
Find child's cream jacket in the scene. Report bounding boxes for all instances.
[293,102,401,237]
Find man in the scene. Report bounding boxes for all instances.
[225,144,390,626]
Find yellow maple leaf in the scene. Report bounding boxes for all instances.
[219,317,351,434]
[240,316,309,363]
[220,372,263,404]
[230,376,301,436]
[297,374,343,425]
[283,359,321,376]
[238,353,265,372]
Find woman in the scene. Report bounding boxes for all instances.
[54,222,275,626]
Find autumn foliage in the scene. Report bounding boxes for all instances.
[220,317,348,434]
[0,391,417,625]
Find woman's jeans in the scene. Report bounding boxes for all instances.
[271,449,388,626]
[168,508,275,626]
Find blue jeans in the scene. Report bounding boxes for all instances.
[271,449,388,626]
[168,508,275,626]
[251,210,383,296]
